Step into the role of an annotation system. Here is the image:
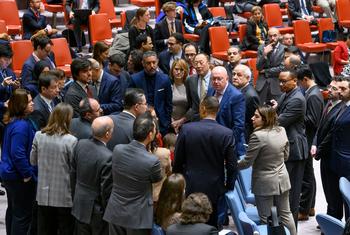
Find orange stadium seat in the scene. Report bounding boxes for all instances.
[336,0,350,28]
[263,4,293,34]
[42,0,64,28]
[89,14,113,46]
[130,0,155,7]
[100,0,125,28]
[318,18,339,50]
[51,38,72,77]
[247,58,258,87]
[293,20,327,53]
[0,0,21,36]
[0,20,8,34]
[208,7,238,39]
[238,24,258,58]
[208,26,230,61]
[10,40,33,76]
[180,12,200,42]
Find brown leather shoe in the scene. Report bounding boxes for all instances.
[298,212,309,221]
[309,208,315,216]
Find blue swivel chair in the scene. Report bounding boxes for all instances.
[316,213,345,235]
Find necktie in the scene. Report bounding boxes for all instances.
[200,77,206,101]
[172,21,175,34]
[300,0,309,16]
[49,101,55,112]
[215,91,222,103]
[86,85,93,98]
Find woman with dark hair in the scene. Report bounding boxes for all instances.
[167,193,218,234]
[1,89,36,235]
[25,60,51,99]
[155,173,185,230]
[127,49,144,74]
[238,105,296,235]
[241,6,269,51]
[30,103,77,235]
[128,7,154,51]
[170,59,189,133]
[93,41,110,68]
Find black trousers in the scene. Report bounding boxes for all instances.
[75,212,109,235]
[109,223,151,235]
[321,159,348,220]
[37,205,74,235]
[194,24,211,55]
[286,160,306,230]
[299,156,316,214]
[3,179,36,235]
[71,15,90,48]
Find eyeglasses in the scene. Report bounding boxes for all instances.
[279,78,294,84]
[212,77,225,82]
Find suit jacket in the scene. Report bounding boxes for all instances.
[158,50,184,76]
[29,94,57,131]
[277,87,308,161]
[314,101,343,161]
[65,0,100,15]
[184,73,212,122]
[71,138,112,224]
[129,71,172,135]
[173,119,237,204]
[104,68,130,99]
[98,71,123,115]
[22,8,47,40]
[70,117,92,140]
[256,43,285,96]
[288,0,313,21]
[330,104,350,177]
[103,140,162,229]
[0,68,16,120]
[241,84,260,141]
[304,85,324,148]
[64,81,97,118]
[167,223,218,235]
[154,18,183,53]
[208,84,246,156]
[107,111,135,151]
[238,127,291,196]
[21,54,55,88]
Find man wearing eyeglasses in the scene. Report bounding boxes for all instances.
[225,46,242,80]
[256,27,285,104]
[271,69,308,230]
[183,43,198,76]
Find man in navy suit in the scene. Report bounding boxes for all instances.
[312,79,344,220]
[208,66,246,156]
[29,71,60,130]
[129,51,172,136]
[21,36,56,88]
[173,96,237,228]
[329,76,350,219]
[106,54,131,98]
[158,33,184,75]
[154,1,183,53]
[89,58,123,115]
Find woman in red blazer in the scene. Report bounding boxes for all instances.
[333,35,350,75]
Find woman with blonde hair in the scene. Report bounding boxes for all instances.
[241,6,269,51]
[30,103,78,235]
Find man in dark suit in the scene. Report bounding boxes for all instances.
[103,112,162,235]
[65,0,100,52]
[184,43,198,76]
[89,58,123,115]
[129,51,172,136]
[106,54,131,98]
[225,46,242,80]
[232,64,260,142]
[312,79,344,220]
[22,0,58,40]
[70,98,102,140]
[256,28,285,103]
[184,53,212,122]
[329,76,350,219]
[173,96,237,228]
[134,34,154,53]
[297,66,324,220]
[288,0,315,23]
[65,58,97,117]
[154,1,182,53]
[71,116,114,235]
[21,35,56,88]
[158,33,184,75]
[272,69,308,229]
[208,66,246,156]
[107,88,147,151]
[29,71,60,130]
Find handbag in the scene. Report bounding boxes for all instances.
[322,30,337,43]
[267,206,286,235]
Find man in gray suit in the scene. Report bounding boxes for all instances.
[256,28,285,104]
[272,69,308,229]
[107,88,147,151]
[70,98,102,140]
[104,112,162,235]
[71,116,114,235]
[184,53,212,122]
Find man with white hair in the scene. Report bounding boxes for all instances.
[233,64,260,141]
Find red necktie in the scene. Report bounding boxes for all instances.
[86,85,93,98]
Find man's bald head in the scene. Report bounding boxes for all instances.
[211,66,229,93]
[91,116,114,140]
[284,54,301,70]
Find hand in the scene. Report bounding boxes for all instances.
[310,145,317,157]
[23,177,32,183]
[342,60,350,65]
[171,118,186,133]
[176,6,183,14]
[39,2,45,13]
[305,15,314,22]
[263,44,274,56]
[270,99,278,109]
[2,76,12,86]
[12,80,21,89]
[92,10,96,15]
[51,29,58,35]
[69,12,74,19]
[4,100,8,108]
